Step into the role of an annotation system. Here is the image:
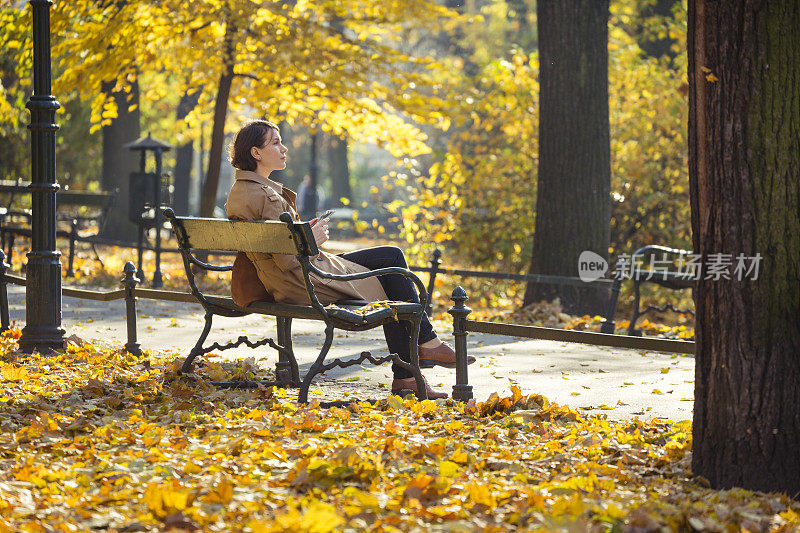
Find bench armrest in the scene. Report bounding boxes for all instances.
[632,244,692,259]
[305,261,430,316]
[3,209,32,219]
[629,244,696,284]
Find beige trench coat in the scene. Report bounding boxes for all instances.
[224,170,387,308]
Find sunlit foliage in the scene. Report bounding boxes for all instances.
[396,0,690,270]
[0,0,455,157]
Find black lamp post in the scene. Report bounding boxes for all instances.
[19,0,66,354]
[124,133,172,288]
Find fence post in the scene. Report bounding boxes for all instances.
[600,257,626,334]
[425,248,442,316]
[0,250,9,332]
[122,261,142,355]
[448,286,473,402]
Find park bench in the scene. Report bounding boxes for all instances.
[602,244,695,336]
[0,180,117,277]
[163,208,431,403]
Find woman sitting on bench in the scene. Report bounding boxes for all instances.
[224,120,475,399]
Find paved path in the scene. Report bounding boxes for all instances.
[7,285,695,422]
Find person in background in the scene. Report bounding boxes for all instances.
[297,174,325,221]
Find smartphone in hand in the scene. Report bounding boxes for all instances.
[311,209,335,226]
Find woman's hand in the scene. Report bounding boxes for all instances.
[311,218,329,247]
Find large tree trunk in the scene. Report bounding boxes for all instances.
[522,0,611,315]
[199,23,235,218]
[328,134,351,206]
[100,80,141,241]
[172,90,200,216]
[689,0,800,493]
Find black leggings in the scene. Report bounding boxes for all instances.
[339,246,437,379]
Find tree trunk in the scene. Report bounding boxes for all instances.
[173,90,200,216]
[328,134,351,206]
[689,0,800,494]
[199,23,235,218]
[522,0,611,315]
[100,80,141,241]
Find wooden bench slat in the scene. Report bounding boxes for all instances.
[180,218,297,254]
[58,191,115,207]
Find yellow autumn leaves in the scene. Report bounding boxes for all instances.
[1,364,27,382]
[0,0,454,156]
[144,480,194,518]
[2,329,800,531]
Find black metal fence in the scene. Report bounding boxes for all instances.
[0,249,695,402]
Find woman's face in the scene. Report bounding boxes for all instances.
[251,129,288,173]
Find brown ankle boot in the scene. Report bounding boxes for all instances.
[391,376,448,400]
[418,342,476,369]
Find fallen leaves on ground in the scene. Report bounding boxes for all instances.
[473,299,695,341]
[0,329,795,532]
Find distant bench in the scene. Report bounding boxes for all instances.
[602,245,695,336]
[164,208,434,403]
[0,180,117,276]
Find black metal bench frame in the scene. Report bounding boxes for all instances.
[602,245,695,336]
[0,181,117,277]
[164,208,431,403]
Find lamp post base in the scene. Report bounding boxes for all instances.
[18,253,66,354]
[19,325,66,354]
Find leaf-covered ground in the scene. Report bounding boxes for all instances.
[474,300,695,341]
[1,330,797,532]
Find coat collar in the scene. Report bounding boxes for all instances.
[234,169,283,194]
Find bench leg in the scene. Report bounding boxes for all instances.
[276,317,300,387]
[66,228,77,278]
[6,233,15,267]
[298,324,335,404]
[91,243,105,268]
[0,250,9,332]
[183,312,214,373]
[387,314,428,401]
[136,225,145,281]
[627,280,643,336]
[600,277,622,334]
[408,316,427,401]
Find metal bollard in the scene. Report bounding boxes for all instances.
[0,250,9,332]
[425,248,442,317]
[122,261,142,355]
[448,286,473,402]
